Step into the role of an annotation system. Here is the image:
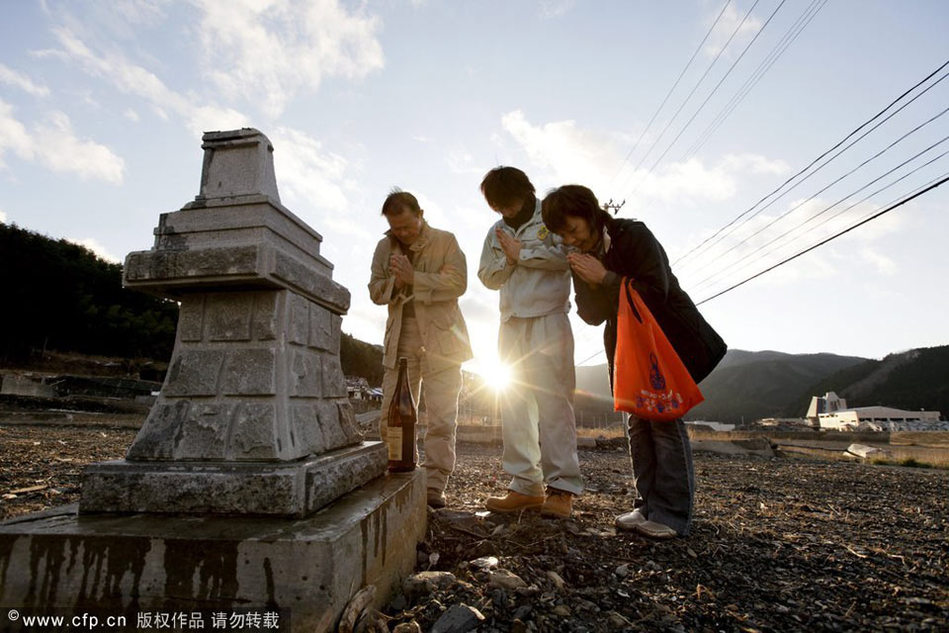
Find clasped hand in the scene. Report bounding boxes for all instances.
[495,227,522,265]
[389,253,414,288]
[567,252,608,285]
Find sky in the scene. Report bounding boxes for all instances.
[2,0,948,377]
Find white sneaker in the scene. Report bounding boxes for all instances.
[635,519,677,539]
[614,509,647,531]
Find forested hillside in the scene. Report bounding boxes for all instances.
[0,223,178,363]
[340,332,384,386]
[801,346,949,417]
[576,347,948,424]
[0,222,384,383]
[689,351,868,423]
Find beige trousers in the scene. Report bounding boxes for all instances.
[379,317,462,494]
[498,311,583,497]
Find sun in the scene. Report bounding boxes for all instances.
[479,358,512,392]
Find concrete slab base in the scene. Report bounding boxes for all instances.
[691,438,775,458]
[0,470,426,633]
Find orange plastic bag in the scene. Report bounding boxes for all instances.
[613,278,704,421]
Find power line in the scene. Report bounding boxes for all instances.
[625,0,790,201]
[694,172,949,306]
[683,0,828,160]
[691,138,949,292]
[574,165,949,366]
[672,57,949,268]
[788,151,949,247]
[575,157,949,366]
[615,0,764,195]
[608,0,733,186]
[687,109,949,289]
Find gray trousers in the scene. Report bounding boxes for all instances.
[379,317,462,495]
[626,415,695,535]
[498,312,583,497]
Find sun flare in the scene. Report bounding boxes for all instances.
[480,358,512,392]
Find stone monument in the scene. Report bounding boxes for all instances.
[0,129,426,632]
[82,128,381,517]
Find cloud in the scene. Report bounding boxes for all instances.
[194,0,385,118]
[720,153,789,175]
[34,112,125,183]
[539,0,574,19]
[500,110,779,207]
[0,208,7,223]
[860,248,896,275]
[269,126,360,220]
[446,148,482,175]
[501,110,614,188]
[68,237,121,263]
[0,63,50,97]
[106,0,170,27]
[704,2,763,58]
[0,99,125,183]
[677,192,909,296]
[0,100,34,165]
[42,26,250,137]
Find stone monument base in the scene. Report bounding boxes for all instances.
[81,442,387,517]
[0,470,425,633]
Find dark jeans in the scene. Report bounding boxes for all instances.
[625,415,695,535]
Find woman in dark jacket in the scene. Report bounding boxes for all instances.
[542,185,726,538]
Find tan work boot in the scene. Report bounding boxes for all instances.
[540,490,574,518]
[484,490,545,513]
[427,489,447,509]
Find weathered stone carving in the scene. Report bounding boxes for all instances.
[81,128,386,516]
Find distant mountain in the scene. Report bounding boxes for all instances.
[799,346,949,418]
[339,332,384,387]
[574,346,949,423]
[575,349,870,424]
[689,350,868,423]
[0,222,178,362]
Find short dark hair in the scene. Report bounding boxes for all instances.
[541,185,611,234]
[381,189,422,217]
[480,166,535,208]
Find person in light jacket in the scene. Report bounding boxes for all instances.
[477,166,583,519]
[542,184,726,538]
[369,189,473,508]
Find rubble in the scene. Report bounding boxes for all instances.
[2,425,947,632]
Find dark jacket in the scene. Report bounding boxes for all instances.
[573,218,726,385]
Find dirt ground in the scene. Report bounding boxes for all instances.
[1,422,946,632]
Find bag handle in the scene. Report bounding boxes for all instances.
[622,277,643,324]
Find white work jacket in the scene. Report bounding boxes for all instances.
[477,199,571,322]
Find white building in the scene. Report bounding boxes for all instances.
[807,391,944,431]
[805,391,847,425]
[818,406,943,431]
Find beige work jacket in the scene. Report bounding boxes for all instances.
[369,221,473,371]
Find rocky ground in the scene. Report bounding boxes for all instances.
[1,423,946,632]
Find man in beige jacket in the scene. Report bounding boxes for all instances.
[369,190,473,508]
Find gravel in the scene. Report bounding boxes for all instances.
[2,424,946,632]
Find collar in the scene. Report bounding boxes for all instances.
[386,219,431,252]
[502,195,538,231]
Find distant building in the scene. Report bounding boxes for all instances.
[345,376,381,403]
[806,391,944,430]
[805,391,847,426]
[818,406,944,431]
